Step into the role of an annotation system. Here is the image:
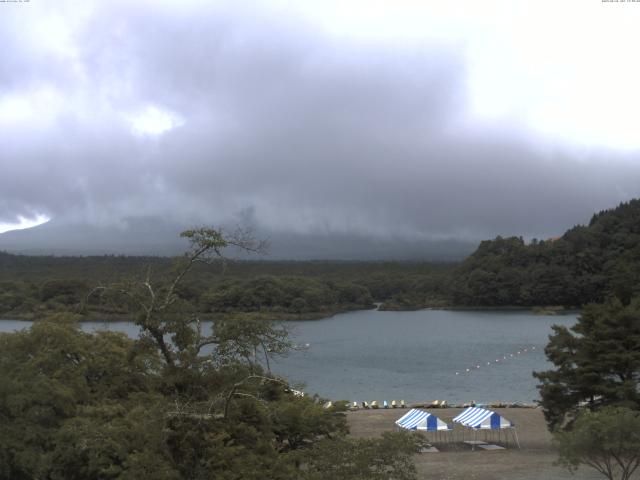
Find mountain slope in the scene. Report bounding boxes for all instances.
[0,218,475,261]
[449,199,640,306]
[0,219,188,256]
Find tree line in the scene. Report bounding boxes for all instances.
[3,200,640,320]
[0,252,452,320]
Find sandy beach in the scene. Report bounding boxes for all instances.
[347,407,606,480]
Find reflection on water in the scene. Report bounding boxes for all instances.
[1,309,576,404]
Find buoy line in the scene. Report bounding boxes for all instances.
[454,346,538,376]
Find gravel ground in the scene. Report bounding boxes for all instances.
[347,408,609,480]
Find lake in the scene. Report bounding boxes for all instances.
[0,309,577,404]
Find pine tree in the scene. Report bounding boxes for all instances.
[534,298,640,430]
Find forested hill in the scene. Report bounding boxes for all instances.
[450,199,640,307]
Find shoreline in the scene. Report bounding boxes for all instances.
[0,304,579,323]
[0,304,376,323]
[346,401,539,411]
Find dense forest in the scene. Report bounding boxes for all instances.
[0,253,452,320]
[449,199,640,307]
[2,199,640,320]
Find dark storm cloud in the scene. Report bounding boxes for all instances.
[1,0,639,240]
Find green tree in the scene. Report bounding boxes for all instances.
[534,299,640,430]
[0,317,162,479]
[299,431,424,480]
[91,227,290,374]
[555,407,640,480]
[270,396,348,451]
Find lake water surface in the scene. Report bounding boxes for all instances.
[1,309,577,404]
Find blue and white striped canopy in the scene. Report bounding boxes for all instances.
[452,407,514,430]
[395,409,451,431]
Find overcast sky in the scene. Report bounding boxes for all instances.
[2,0,640,241]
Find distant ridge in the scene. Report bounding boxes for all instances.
[0,218,187,256]
[0,217,475,261]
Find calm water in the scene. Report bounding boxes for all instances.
[1,309,576,404]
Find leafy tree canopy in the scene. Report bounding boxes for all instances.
[555,406,640,480]
[451,199,640,307]
[534,298,640,430]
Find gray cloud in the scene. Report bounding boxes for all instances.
[1,0,640,245]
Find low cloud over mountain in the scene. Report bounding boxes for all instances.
[2,1,640,257]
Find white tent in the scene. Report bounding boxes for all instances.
[396,408,451,431]
[395,408,452,443]
[452,407,520,448]
[453,407,513,429]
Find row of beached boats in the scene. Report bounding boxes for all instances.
[322,400,408,410]
[321,399,536,410]
[351,399,449,410]
[358,400,404,409]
